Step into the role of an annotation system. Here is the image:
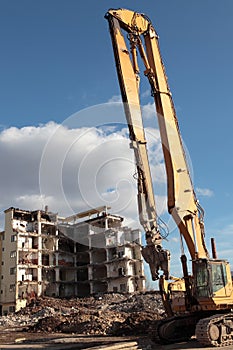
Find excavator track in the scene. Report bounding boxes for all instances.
[196,313,233,347]
[151,315,199,344]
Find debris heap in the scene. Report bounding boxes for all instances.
[0,292,165,336]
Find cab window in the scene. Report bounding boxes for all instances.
[211,263,227,293]
[195,262,210,297]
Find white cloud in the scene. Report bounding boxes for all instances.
[196,187,214,197]
[107,95,122,103]
[14,194,54,212]
[171,237,179,243]
[0,121,167,233]
[141,89,151,98]
[0,122,59,214]
[141,102,156,120]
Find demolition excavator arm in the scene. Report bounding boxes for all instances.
[105,8,208,274]
[105,9,171,281]
[105,8,233,347]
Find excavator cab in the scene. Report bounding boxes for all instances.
[193,259,232,299]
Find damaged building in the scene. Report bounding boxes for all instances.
[0,206,145,315]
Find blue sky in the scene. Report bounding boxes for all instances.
[0,1,233,279]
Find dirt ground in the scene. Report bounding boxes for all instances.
[0,332,232,349]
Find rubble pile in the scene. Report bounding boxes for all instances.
[0,292,165,336]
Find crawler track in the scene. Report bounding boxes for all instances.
[152,315,199,344]
[196,313,233,347]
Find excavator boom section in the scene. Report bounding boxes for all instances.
[106,8,209,263]
[106,10,160,240]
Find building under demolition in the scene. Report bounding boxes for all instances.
[0,206,145,315]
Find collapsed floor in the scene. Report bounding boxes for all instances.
[0,292,165,336]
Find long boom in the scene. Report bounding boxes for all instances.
[105,11,160,240]
[105,8,209,262]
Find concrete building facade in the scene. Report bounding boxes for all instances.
[0,206,145,315]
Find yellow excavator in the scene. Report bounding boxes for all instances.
[105,8,233,346]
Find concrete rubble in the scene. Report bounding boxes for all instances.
[0,292,165,336]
